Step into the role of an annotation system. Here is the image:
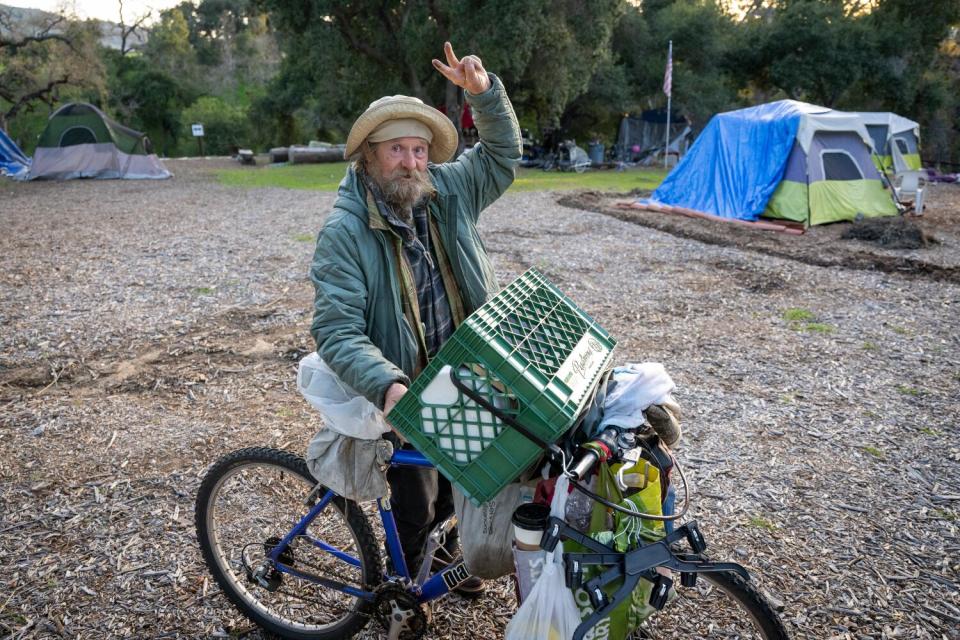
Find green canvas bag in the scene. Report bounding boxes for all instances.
[565,459,667,638]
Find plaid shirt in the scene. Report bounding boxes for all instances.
[361,171,454,358]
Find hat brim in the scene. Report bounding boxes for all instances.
[345,97,458,164]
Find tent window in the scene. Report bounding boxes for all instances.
[821,150,863,181]
[894,138,909,154]
[865,125,887,152]
[59,127,97,147]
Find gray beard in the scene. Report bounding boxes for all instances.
[369,164,435,210]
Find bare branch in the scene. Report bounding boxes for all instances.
[2,75,71,123]
[118,0,151,55]
[0,11,74,54]
[0,31,72,53]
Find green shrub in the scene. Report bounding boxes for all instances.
[180,96,250,156]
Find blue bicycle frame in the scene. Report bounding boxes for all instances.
[264,448,458,604]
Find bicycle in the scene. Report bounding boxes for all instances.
[195,421,790,639]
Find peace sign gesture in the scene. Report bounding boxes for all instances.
[432,41,491,95]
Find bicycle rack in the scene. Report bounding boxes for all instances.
[539,516,751,640]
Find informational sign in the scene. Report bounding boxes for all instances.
[191,124,205,137]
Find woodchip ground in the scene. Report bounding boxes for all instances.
[1,159,958,639]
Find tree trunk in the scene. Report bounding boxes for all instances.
[444,82,465,157]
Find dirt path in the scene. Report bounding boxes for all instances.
[1,162,958,639]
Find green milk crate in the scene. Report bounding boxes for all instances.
[387,268,616,506]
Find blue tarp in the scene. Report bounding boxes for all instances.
[645,100,818,221]
[0,128,30,178]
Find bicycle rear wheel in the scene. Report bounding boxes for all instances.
[631,570,789,639]
[195,447,382,640]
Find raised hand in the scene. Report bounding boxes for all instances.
[432,41,491,95]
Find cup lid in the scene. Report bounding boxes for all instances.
[511,503,551,530]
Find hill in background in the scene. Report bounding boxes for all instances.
[0,2,148,50]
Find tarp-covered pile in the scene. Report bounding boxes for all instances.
[0,128,30,179]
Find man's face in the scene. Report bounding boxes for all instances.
[368,136,433,208]
[374,137,429,174]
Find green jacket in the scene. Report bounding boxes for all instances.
[310,74,521,408]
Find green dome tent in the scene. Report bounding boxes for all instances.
[27,103,171,180]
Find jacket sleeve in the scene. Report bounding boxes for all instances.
[310,217,410,409]
[433,73,522,222]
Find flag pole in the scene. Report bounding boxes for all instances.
[664,40,672,169]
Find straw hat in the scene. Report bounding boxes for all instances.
[344,95,458,164]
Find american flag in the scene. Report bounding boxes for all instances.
[663,42,673,97]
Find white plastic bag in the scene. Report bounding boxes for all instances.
[297,353,389,440]
[505,475,582,640]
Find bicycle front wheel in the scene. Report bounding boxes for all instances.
[195,447,382,640]
[632,570,789,639]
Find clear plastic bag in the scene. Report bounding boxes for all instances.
[297,353,389,440]
[505,476,581,640]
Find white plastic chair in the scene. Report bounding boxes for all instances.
[891,140,911,175]
[893,170,926,215]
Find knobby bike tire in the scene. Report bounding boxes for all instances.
[195,447,383,640]
[632,569,790,640]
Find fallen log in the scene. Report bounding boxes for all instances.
[289,145,345,164]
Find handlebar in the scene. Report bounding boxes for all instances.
[565,424,689,522]
[568,448,602,482]
[566,426,641,480]
[567,426,628,481]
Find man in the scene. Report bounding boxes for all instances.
[309,42,521,595]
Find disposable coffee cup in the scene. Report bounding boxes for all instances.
[511,503,551,550]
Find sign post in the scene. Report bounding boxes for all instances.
[191,123,205,156]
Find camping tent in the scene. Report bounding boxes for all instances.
[27,103,171,180]
[644,100,898,226]
[0,128,30,179]
[853,112,921,172]
[616,110,690,162]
